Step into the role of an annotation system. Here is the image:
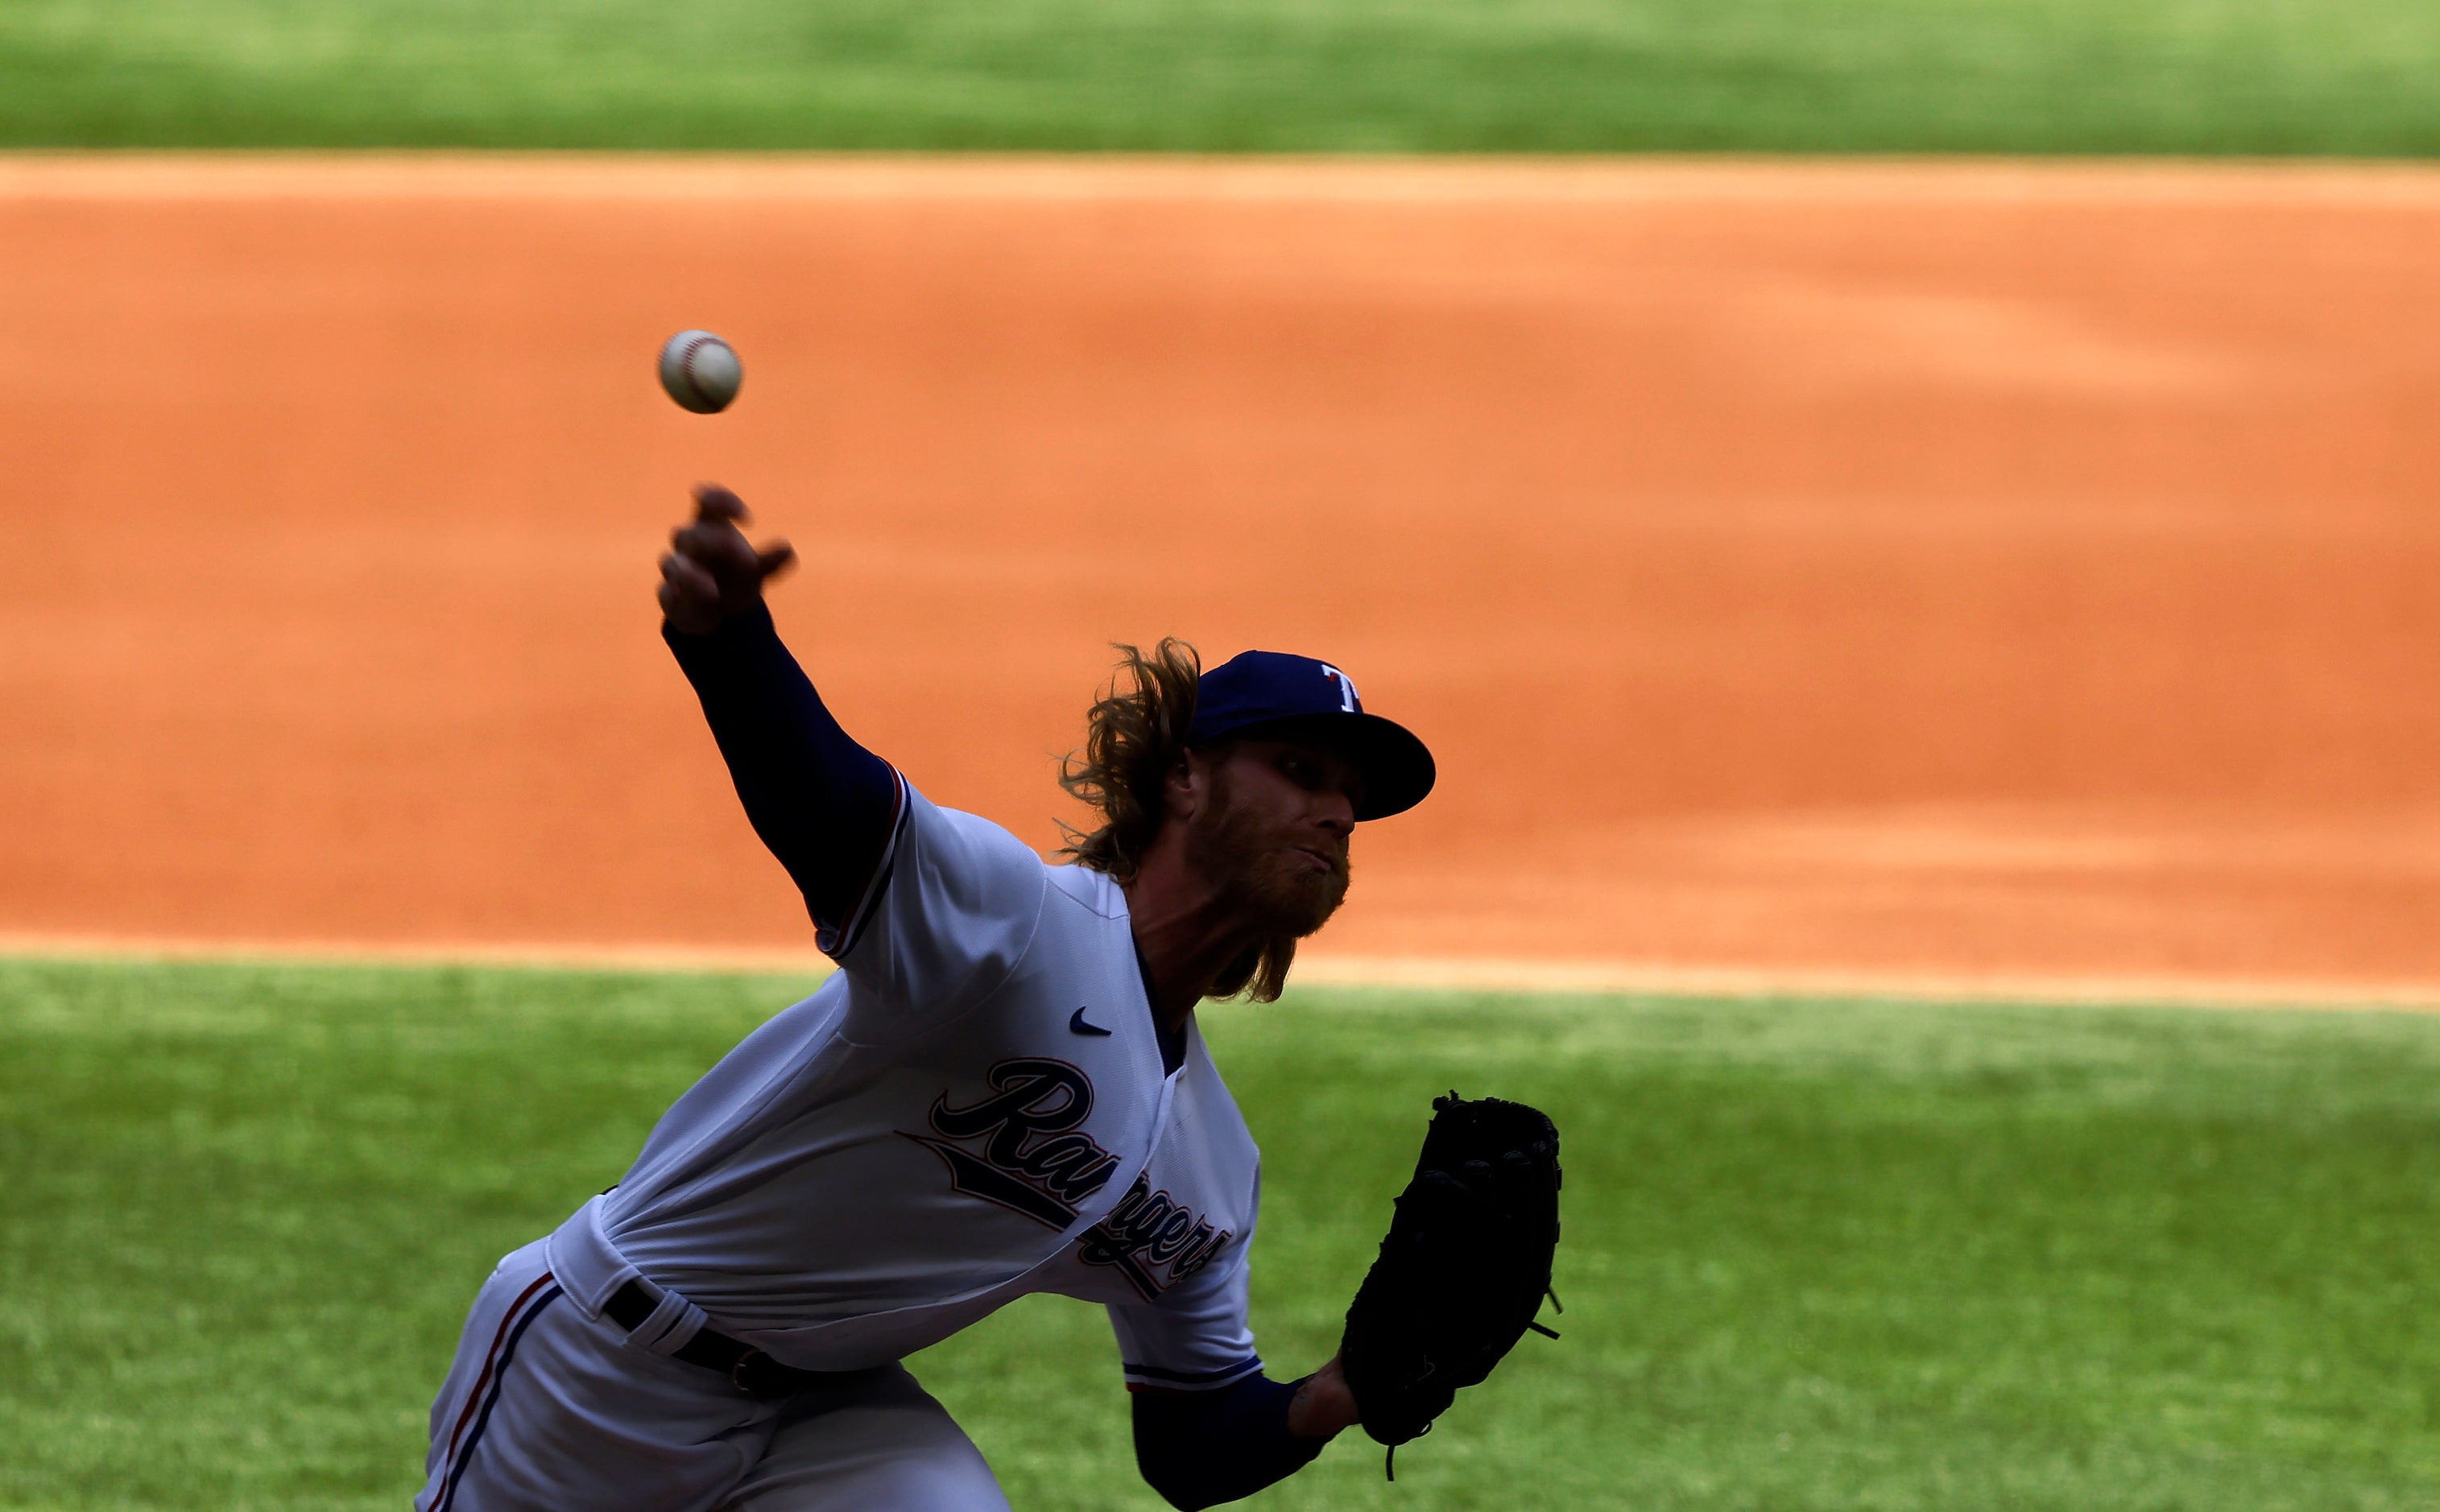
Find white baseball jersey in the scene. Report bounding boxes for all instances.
[541,779,1266,1394]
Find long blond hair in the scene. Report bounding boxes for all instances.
[1057,639,1294,1002]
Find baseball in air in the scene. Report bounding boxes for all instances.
[659,330,742,414]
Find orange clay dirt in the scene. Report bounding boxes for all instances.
[4,156,2438,1001]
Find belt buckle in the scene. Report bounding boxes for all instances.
[728,1348,769,1395]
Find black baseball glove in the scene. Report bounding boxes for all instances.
[1339,1092,1562,1478]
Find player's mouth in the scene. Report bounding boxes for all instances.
[1292,845,1341,876]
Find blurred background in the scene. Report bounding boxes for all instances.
[4,17,2439,994]
[3,4,2438,1511]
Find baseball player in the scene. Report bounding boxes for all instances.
[415,485,1438,1510]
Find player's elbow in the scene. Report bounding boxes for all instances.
[1132,1399,1225,1511]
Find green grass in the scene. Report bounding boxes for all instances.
[3,0,2438,155]
[2,956,2437,1510]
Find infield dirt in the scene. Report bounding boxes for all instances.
[5,157,2438,998]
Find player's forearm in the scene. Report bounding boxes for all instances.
[1131,1373,1334,1511]
[664,605,898,934]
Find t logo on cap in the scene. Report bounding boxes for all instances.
[1189,650,1433,820]
[1319,663,1361,714]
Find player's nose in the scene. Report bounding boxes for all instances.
[1313,790,1355,836]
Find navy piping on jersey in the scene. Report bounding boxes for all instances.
[665,606,902,948]
[433,1279,564,1512]
[827,776,911,960]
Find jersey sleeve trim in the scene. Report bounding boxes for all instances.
[816,767,909,960]
[1123,1354,1264,1392]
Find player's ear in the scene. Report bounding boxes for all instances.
[1164,750,1206,822]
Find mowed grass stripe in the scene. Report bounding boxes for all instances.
[3,0,2438,155]
[0,956,2434,1510]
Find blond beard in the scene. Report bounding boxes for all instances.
[1185,768,1351,940]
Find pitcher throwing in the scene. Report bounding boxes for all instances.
[415,484,1439,1510]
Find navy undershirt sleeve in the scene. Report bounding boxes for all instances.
[1131,1373,1329,1511]
[664,605,899,939]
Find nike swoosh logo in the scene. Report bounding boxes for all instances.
[1069,1006,1113,1037]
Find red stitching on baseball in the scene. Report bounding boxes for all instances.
[679,335,714,407]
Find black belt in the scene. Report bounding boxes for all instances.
[603,1280,871,1400]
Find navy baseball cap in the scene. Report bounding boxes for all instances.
[1189,651,1436,820]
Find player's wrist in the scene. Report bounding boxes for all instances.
[1285,1361,1360,1440]
[662,597,774,640]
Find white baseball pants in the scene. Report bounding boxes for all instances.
[416,1241,1014,1512]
